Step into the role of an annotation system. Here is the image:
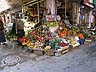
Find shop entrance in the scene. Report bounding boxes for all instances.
[56,0,73,24]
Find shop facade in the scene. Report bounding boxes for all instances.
[79,0,95,28]
[22,0,82,25]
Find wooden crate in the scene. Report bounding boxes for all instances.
[72,43,80,49]
[68,45,73,51]
[33,49,44,56]
[55,46,69,57]
[84,39,92,45]
[84,41,90,45]
[44,49,55,56]
[73,46,79,49]
[61,49,69,54]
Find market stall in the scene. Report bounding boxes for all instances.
[4,0,96,57]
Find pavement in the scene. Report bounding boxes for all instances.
[0,43,96,72]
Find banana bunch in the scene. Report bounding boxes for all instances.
[45,46,51,51]
[27,42,35,48]
[70,38,77,45]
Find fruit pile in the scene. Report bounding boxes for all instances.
[5,31,17,41]
[18,36,34,48]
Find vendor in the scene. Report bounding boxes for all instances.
[16,16,25,38]
[77,31,85,45]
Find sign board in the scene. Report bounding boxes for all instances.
[46,15,61,22]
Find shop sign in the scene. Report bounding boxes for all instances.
[84,0,94,8]
[46,15,61,22]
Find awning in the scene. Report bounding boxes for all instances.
[24,0,45,6]
[0,0,11,13]
[84,0,94,8]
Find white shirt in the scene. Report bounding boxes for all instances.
[89,15,94,23]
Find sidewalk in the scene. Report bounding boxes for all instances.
[0,43,96,72]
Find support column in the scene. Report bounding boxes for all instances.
[72,2,76,24]
[88,11,94,28]
[46,0,56,15]
[77,5,80,24]
[72,2,81,24]
[37,0,40,22]
[65,0,66,20]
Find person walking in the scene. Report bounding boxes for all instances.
[0,18,6,45]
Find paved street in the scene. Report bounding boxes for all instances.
[0,43,96,72]
[0,0,96,72]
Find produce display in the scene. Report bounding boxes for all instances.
[5,18,96,56]
[5,31,17,42]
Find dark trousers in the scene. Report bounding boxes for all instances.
[17,29,25,38]
[0,31,6,42]
[17,29,25,45]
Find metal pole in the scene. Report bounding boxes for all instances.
[37,0,40,23]
[65,0,66,20]
[21,0,24,19]
[21,0,23,13]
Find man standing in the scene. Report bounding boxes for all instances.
[16,17,25,38]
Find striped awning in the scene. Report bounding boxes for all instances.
[24,0,45,6]
[0,0,11,12]
[84,0,94,8]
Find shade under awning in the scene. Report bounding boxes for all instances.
[0,0,11,13]
[24,0,45,6]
